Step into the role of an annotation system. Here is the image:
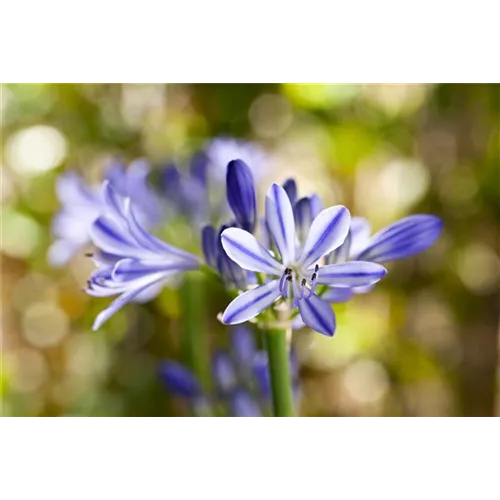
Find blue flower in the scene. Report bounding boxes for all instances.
[49,159,163,266]
[48,172,103,266]
[159,326,299,417]
[220,184,387,336]
[86,181,199,330]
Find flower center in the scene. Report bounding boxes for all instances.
[279,264,319,301]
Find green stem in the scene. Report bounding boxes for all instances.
[180,274,208,387]
[265,328,295,417]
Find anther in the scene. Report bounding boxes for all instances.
[311,273,317,281]
[284,268,291,275]
[315,264,319,272]
[85,252,94,258]
[301,278,306,286]
[286,275,292,281]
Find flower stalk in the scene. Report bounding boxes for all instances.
[265,327,295,417]
[180,274,208,388]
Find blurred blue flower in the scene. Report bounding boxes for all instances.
[220,184,386,336]
[204,136,268,182]
[49,159,163,266]
[159,326,299,417]
[160,137,266,226]
[86,181,199,330]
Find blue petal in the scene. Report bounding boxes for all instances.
[298,206,350,269]
[317,261,387,287]
[309,194,323,219]
[201,225,219,268]
[321,287,354,303]
[294,197,312,243]
[282,178,298,205]
[212,350,237,394]
[222,280,282,325]
[265,183,296,265]
[217,251,248,290]
[111,258,188,282]
[291,315,306,330]
[357,215,443,263]
[352,284,375,294]
[48,239,81,267]
[102,180,127,222]
[226,159,257,233]
[327,232,351,264]
[298,294,336,336]
[231,390,262,417]
[124,199,200,266]
[92,277,164,330]
[231,326,257,370]
[56,172,101,207]
[260,217,272,249]
[349,217,372,257]
[90,215,139,257]
[221,228,282,275]
[158,361,202,398]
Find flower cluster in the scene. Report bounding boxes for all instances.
[51,138,442,337]
[159,326,299,417]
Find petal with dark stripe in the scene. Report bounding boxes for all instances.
[221,280,281,325]
[317,261,387,287]
[221,228,282,275]
[298,206,350,269]
[265,183,296,265]
[298,294,337,336]
[357,215,442,263]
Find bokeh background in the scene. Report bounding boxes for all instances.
[1,83,499,417]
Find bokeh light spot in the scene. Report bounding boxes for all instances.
[6,125,67,176]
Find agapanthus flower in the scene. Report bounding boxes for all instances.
[220,183,387,336]
[159,326,299,417]
[49,159,163,266]
[86,182,199,330]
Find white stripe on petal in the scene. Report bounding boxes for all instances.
[317,261,387,287]
[298,206,350,269]
[297,294,336,336]
[265,183,296,265]
[221,228,282,275]
[221,280,281,325]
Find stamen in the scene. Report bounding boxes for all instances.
[311,272,317,281]
[301,278,306,286]
[315,264,319,272]
[286,275,292,282]
[284,268,291,275]
[85,252,94,258]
